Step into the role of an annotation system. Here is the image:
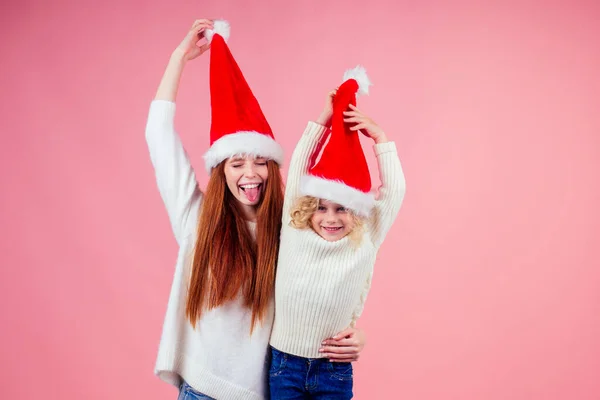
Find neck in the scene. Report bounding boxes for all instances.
[240,203,258,222]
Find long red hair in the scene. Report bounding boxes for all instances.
[185,160,284,331]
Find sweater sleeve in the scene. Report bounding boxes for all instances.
[369,141,406,248]
[282,121,328,224]
[145,100,202,245]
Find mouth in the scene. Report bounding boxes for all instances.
[239,183,262,203]
[321,226,343,233]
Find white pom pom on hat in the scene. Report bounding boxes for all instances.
[342,65,372,96]
[205,19,231,43]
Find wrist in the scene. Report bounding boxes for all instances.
[315,110,333,127]
[373,133,389,144]
[170,48,188,64]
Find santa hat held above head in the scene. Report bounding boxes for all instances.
[202,20,284,172]
[300,65,375,217]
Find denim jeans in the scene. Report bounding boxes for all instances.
[269,346,353,399]
[177,381,215,400]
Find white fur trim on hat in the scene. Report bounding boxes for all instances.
[205,19,231,43]
[202,131,284,172]
[300,175,375,217]
[343,65,371,97]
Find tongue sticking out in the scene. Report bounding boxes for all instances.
[244,186,260,202]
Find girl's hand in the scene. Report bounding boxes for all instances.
[319,327,367,362]
[343,104,388,144]
[315,89,337,127]
[174,19,214,62]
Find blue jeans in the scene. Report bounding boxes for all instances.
[269,346,353,399]
[177,381,215,400]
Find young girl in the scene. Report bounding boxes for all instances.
[145,20,367,400]
[269,67,407,399]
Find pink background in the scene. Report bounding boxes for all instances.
[1,0,599,399]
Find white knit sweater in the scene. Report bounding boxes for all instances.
[269,121,406,358]
[145,100,273,400]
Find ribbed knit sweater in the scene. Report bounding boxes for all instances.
[269,121,406,358]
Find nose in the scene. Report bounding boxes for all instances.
[324,209,338,224]
[243,164,258,178]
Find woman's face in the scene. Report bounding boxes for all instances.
[223,156,269,206]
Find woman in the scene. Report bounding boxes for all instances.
[145,19,366,400]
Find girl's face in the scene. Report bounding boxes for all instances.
[224,156,269,207]
[310,199,354,242]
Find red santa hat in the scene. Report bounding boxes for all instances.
[202,20,284,172]
[300,65,375,217]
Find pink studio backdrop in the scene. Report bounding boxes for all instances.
[1,0,599,399]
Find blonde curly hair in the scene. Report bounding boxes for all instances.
[290,196,364,244]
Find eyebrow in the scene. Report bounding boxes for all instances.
[230,156,267,162]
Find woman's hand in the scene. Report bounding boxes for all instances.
[173,19,214,62]
[343,104,388,144]
[155,19,213,101]
[319,327,367,362]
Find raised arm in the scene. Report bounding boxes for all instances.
[145,20,213,244]
[370,140,405,246]
[281,90,337,222]
[344,105,406,247]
